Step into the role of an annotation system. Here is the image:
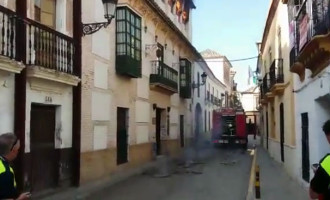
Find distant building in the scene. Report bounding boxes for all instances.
[240,86,260,134]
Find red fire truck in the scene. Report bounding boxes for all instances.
[212,107,248,149]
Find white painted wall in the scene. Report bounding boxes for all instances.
[294,67,330,183]
[206,58,224,84]
[94,60,108,89]
[0,71,15,134]
[241,89,259,112]
[192,61,227,141]
[93,125,108,150]
[268,139,300,186]
[25,79,73,152]
[192,62,206,139]
[92,30,111,60]
[92,91,111,121]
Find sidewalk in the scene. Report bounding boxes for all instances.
[256,147,309,200]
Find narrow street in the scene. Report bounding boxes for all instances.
[86,144,254,200]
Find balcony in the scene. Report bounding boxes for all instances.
[263,73,274,102]
[291,0,330,80]
[269,59,285,95]
[150,61,178,94]
[116,55,141,78]
[0,6,79,85]
[179,58,192,99]
[0,6,24,73]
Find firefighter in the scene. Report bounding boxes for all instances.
[310,120,330,199]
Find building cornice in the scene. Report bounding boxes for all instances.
[260,0,280,54]
[144,0,203,60]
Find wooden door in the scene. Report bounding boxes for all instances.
[280,103,285,162]
[117,107,128,165]
[266,111,269,149]
[180,115,184,147]
[301,113,310,182]
[30,104,58,192]
[156,108,162,155]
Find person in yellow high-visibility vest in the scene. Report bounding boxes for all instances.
[0,133,31,200]
[310,120,330,200]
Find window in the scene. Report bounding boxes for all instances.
[180,59,192,98]
[116,7,141,62]
[34,0,56,28]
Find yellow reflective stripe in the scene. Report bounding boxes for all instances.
[321,156,330,176]
[9,167,16,188]
[0,161,5,174]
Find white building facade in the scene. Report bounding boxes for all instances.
[287,0,330,186]
[192,49,231,143]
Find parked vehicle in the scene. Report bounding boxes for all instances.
[212,107,248,149]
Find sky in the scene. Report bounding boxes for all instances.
[192,0,270,91]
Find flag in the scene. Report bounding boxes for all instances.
[253,76,257,84]
[182,0,196,24]
[176,0,184,16]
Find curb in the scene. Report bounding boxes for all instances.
[246,148,258,200]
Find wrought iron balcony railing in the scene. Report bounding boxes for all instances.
[269,59,284,89]
[293,0,330,54]
[262,73,270,94]
[150,61,178,93]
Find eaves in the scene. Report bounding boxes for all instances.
[260,0,280,54]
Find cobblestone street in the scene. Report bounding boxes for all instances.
[86,146,253,200]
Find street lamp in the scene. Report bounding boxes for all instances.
[82,0,118,35]
[192,72,207,89]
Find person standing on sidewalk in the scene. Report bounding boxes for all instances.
[310,120,330,200]
[0,133,31,200]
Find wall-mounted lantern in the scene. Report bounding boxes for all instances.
[82,0,118,35]
[192,72,207,89]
